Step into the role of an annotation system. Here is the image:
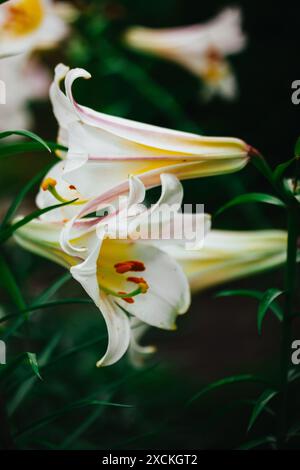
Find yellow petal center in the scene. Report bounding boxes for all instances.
[97,240,149,304]
[201,47,228,84]
[4,0,45,37]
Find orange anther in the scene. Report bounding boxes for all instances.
[41,177,57,191]
[127,276,149,293]
[114,260,145,274]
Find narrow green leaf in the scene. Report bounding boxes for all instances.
[216,289,283,322]
[257,288,284,335]
[0,130,51,152]
[186,374,264,407]
[32,272,72,305]
[0,298,93,325]
[26,353,42,381]
[59,407,104,448]
[0,352,43,383]
[250,151,274,183]
[273,158,297,184]
[288,369,300,383]
[8,333,62,415]
[247,389,278,432]
[206,398,275,429]
[238,435,276,450]
[0,254,26,310]
[1,163,53,227]
[14,398,133,439]
[216,288,261,300]
[215,193,284,218]
[0,141,66,159]
[9,333,107,389]
[0,198,77,243]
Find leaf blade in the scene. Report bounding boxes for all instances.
[216,289,283,322]
[1,163,53,227]
[257,288,284,335]
[26,353,42,381]
[0,198,78,243]
[215,193,285,218]
[247,388,278,432]
[186,374,265,407]
[0,130,51,152]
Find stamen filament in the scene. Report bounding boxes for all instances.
[41,178,88,206]
[48,186,88,206]
[99,284,143,298]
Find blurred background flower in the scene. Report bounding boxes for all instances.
[124,7,246,100]
[0,0,76,133]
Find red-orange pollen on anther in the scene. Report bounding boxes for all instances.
[69,185,76,190]
[114,260,145,274]
[118,292,134,304]
[127,277,149,294]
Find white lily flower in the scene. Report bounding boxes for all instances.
[160,229,289,293]
[0,0,71,58]
[15,174,212,367]
[48,63,249,204]
[0,54,50,131]
[124,8,246,100]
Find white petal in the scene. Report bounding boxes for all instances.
[116,243,191,329]
[161,230,288,292]
[36,161,86,221]
[13,218,75,268]
[50,64,77,137]
[55,64,247,158]
[70,232,131,366]
[96,293,131,367]
[129,318,156,368]
[128,173,183,239]
[127,175,146,209]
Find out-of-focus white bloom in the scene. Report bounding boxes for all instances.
[0,0,71,57]
[124,8,247,100]
[14,174,212,367]
[0,1,76,131]
[0,54,50,130]
[160,230,289,293]
[48,63,249,208]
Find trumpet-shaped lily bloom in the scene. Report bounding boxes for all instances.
[128,229,291,366]
[15,174,212,366]
[124,8,246,100]
[0,0,73,57]
[160,230,289,293]
[49,63,249,204]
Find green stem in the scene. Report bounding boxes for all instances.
[277,204,299,448]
